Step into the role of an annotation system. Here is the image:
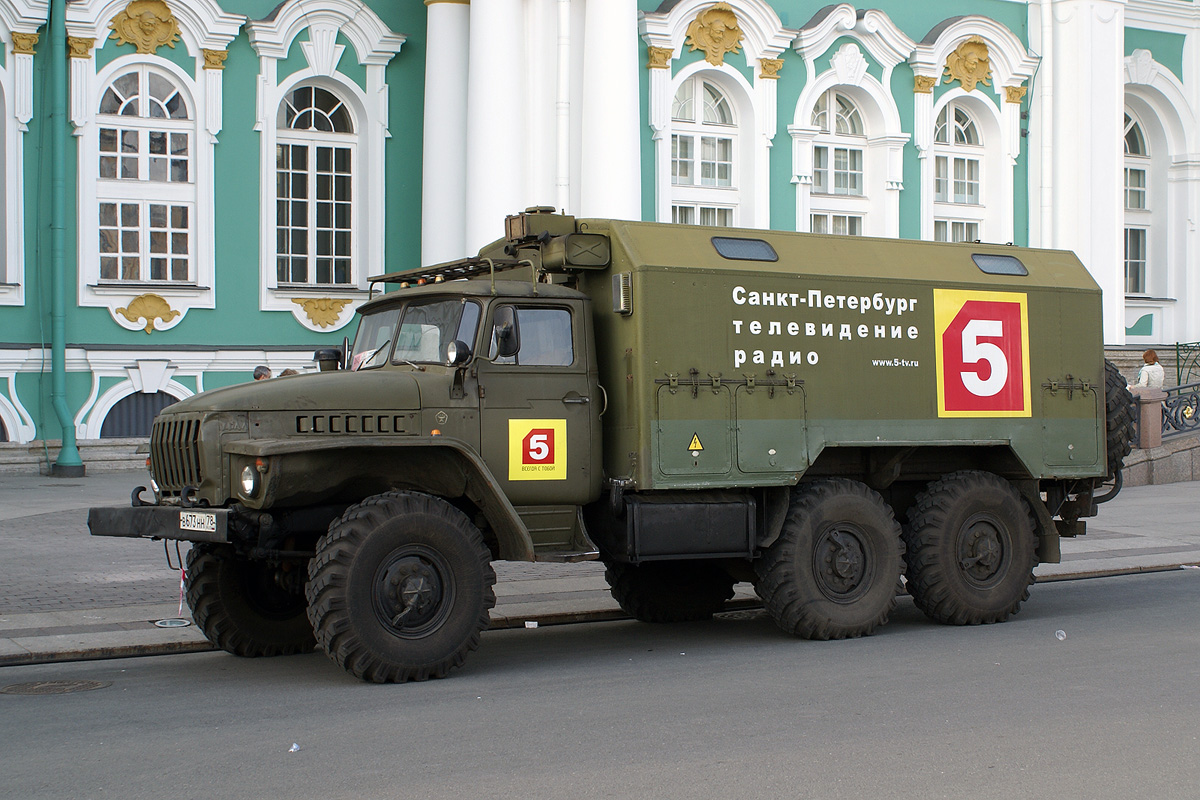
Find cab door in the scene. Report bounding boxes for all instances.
[476,299,601,506]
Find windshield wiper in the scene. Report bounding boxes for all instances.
[356,339,390,370]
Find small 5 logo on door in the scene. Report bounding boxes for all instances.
[934,289,1031,418]
[509,419,568,481]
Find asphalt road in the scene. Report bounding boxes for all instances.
[3,570,1199,800]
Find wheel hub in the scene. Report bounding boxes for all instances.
[957,517,1006,584]
[374,549,452,635]
[814,527,871,602]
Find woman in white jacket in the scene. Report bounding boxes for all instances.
[1129,349,1165,390]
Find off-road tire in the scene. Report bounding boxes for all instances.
[903,471,1037,625]
[1104,358,1135,478]
[754,479,903,640]
[603,560,735,623]
[185,543,315,657]
[306,491,496,683]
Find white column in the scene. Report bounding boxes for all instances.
[465,0,526,253]
[579,0,641,220]
[422,0,471,264]
[1039,0,1127,344]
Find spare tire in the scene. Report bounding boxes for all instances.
[1104,359,1135,477]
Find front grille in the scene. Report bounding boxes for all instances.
[151,415,203,491]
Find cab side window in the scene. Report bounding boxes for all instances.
[490,307,574,367]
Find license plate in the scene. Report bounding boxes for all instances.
[179,511,216,533]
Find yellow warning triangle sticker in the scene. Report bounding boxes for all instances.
[688,433,703,451]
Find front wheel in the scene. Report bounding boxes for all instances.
[754,479,903,640]
[902,471,1037,625]
[185,544,315,657]
[306,491,496,683]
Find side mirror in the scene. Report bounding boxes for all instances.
[493,306,520,359]
[446,340,472,366]
[314,348,342,372]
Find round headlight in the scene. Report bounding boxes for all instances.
[239,465,258,497]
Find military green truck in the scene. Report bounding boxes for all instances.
[89,208,1134,683]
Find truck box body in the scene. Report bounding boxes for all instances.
[563,219,1106,490]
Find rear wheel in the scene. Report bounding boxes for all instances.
[903,471,1037,625]
[185,544,314,657]
[604,560,735,622]
[1104,358,1135,478]
[306,491,496,683]
[754,479,903,640]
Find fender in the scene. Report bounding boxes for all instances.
[224,436,535,561]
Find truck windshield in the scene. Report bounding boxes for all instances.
[350,307,402,370]
[393,298,481,365]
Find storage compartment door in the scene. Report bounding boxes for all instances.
[655,384,732,476]
[735,383,808,474]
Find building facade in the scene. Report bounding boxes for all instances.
[1,0,1198,453]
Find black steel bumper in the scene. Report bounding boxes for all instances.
[88,504,230,544]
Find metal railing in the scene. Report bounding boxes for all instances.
[1162,381,1200,440]
[1176,342,1200,386]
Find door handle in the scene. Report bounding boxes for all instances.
[562,396,591,404]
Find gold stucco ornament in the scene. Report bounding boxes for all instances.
[109,0,182,55]
[117,294,181,334]
[943,36,992,92]
[685,3,744,67]
[11,32,38,55]
[759,58,783,80]
[293,297,353,329]
[646,46,672,70]
[68,37,96,60]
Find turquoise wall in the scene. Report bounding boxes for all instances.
[3,1,427,440]
[1125,28,1186,80]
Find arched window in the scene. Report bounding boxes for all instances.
[1123,113,1150,294]
[670,76,736,227]
[932,100,984,242]
[97,66,194,283]
[276,86,356,286]
[810,89,867,235]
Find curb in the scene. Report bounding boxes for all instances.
[4,566,1197,669]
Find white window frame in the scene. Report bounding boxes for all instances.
[811,213,863,236]
[1122,112,1152,297]
[96,65,195,286]
[671,204,734,227]
[929,96,989,241]
[1124,226,1148,295]
[66,0,242,333]
[246,0,404,332]
[805,87,871,236]
[669,73,739,226]
[934,219,980,243]
[275,86,357,289]
[811,89,866,197]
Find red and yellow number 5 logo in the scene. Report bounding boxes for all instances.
[934,289,1031,418]
[509,419,568,480]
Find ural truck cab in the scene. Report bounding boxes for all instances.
[90,208,1133,682]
